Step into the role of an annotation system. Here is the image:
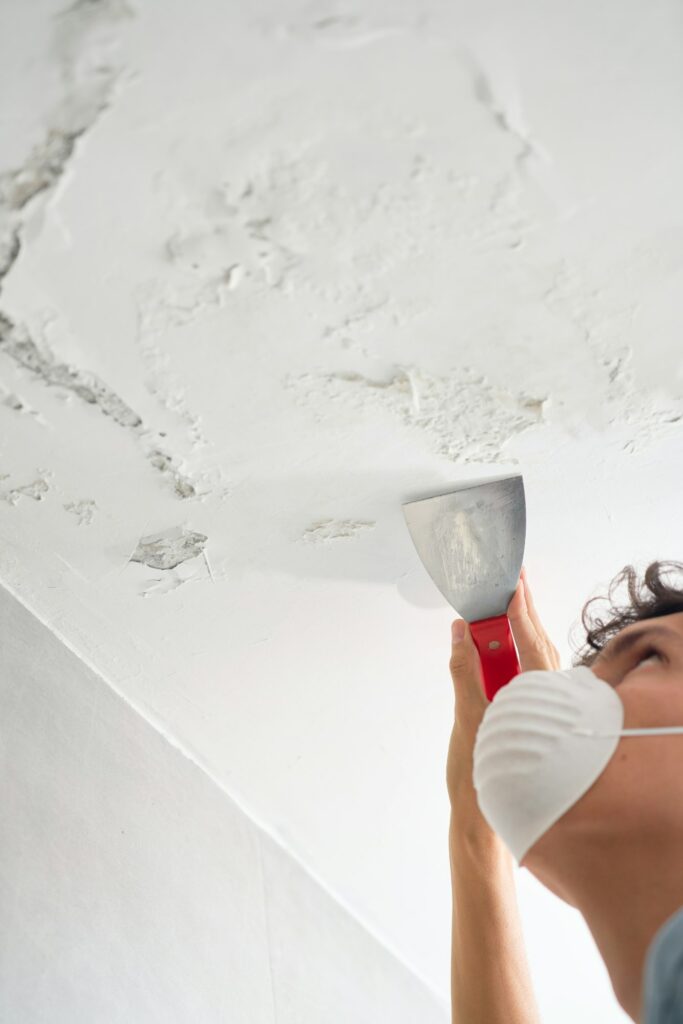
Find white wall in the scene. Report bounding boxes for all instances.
[0,583,447,1022]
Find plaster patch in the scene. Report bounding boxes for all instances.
[63,499,98,525]
[302,519,376,544]
[130,525,208,571]
[289,365,547,463]
[541,259,683,452]
[0,470,52,506]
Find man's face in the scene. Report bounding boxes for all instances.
[521,611,683,896]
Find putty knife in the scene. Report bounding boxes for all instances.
[402,475,526,701]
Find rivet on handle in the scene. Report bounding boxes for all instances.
[488,640,501,650]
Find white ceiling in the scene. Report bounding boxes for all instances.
[1,0,681,1020]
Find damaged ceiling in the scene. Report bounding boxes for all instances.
[1,0,681,1020]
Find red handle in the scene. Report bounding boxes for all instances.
[470,614,521,702]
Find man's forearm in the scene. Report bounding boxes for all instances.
[450,807,542,1024]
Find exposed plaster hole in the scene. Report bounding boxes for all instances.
[302,519,376,544]
[63,499,98,525]
[130,525,208,570]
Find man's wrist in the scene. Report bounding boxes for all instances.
[449,803,510,860]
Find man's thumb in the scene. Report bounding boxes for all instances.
[451,619,466,645]
[449,619,486,704]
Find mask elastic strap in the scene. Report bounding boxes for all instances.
[571,726,683,737]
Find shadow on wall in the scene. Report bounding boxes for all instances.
[216,469,521,610]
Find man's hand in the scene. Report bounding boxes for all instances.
[448,566,546,1024]
[447,567,560,811]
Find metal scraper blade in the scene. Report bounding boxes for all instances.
[402,475,526,622]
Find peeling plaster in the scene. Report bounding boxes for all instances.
[302,519,376,544]
[130,526,208,571]
[63,499,98,525]
[0,470,52,506]
[289,365,548,462]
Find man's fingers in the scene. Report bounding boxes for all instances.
[449,619,488,716]
[519,566,548,639]
[507,571,560,671]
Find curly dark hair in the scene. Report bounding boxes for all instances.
[572,561,683,667]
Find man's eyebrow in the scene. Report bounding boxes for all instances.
[598,623,674,662]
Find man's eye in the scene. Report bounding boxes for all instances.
[633,648,662,669]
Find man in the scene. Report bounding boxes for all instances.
[448,562,683,1024]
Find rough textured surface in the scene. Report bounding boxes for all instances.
[1,0,681,1021]
[130,525,208,570]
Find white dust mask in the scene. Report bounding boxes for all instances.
[472,665,683,865]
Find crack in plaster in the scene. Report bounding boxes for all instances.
[1,127,91,212]
[130,525,208,571]
[0,0,133,240]
[0,0,207,502]
[0,315,142,428]
[0,314,201,499]
[302,519,376,544]
[460,52,550,175]
[288,364,547,463]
